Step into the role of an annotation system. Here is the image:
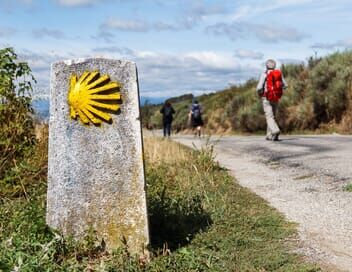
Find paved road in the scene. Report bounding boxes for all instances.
[172,134,352,272]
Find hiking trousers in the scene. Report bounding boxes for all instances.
[262,97,280,137]
[163,122,172,137]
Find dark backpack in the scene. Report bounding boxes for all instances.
[265,70,283,102]
[164,106,173,118]
[192,105,201,119]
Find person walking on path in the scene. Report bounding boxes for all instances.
[256,59,287,141]
[189,100,204,138]
[160,101,175,137]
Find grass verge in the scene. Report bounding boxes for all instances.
[0,133,320,271]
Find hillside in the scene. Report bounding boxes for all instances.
[142,51,352,134]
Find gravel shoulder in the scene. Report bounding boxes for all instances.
[173,134,352,272]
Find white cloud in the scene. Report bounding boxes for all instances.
[32,27,67,39]
[230,0,315,21]
[186,1,228,21]
[311,38,352,50]
[338,39,352,48]
[92,46,134,55]
[102,18,184,32]
[311,43,336,50]
[184,51,235,69]
[234,49,264,60]
[0,26,16,37]
[103,18,149,32]
[153,22,179,31]
[91,29,115,43]
[278,58,305,65]
[94,48,260,97]
[206,22,308,43]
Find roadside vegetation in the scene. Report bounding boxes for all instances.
[343,183,352,192]
[0,133,321,271]
[142,51,352,134]
[0,48,36,184]
[1,47,321,271]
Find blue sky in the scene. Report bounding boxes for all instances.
[1,0,352,100]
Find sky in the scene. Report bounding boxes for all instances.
[1,0,352,101]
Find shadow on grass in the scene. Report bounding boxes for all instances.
[148,188,212,251]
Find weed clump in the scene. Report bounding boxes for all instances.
[0,47,36,183]
[343,183,352,192]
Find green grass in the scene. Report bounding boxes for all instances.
[0,136,321,271]
[343,183,352,192]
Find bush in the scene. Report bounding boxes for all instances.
[297,52,352,128]
[0,47,36,180]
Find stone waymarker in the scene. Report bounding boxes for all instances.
[47,58,149,253]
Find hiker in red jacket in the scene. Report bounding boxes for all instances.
[256,59,287,141]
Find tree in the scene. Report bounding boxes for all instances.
[0,47,36,178]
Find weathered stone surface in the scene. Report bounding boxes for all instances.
[47,58,149,253]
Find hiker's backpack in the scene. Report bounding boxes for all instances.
[265,70,283,102]
[192,104,201,119]
[164,106,173,118]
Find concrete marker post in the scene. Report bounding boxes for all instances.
[47,58,149,254]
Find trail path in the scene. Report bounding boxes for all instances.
[172,134,352,272]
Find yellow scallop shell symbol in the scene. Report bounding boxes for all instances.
[68,71,121,125]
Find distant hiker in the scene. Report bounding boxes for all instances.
[256,59,287,141]
[189,100,204,137]
[160,101,175,137]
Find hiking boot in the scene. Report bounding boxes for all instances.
[273,133,280,141]
[265,135,272,141]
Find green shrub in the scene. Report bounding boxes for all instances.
[0,47,36,180]
[281,63,305,79]
[343,183,352,192]
[306,52,352,126]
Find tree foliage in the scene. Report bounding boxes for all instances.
[0,47,36,179]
